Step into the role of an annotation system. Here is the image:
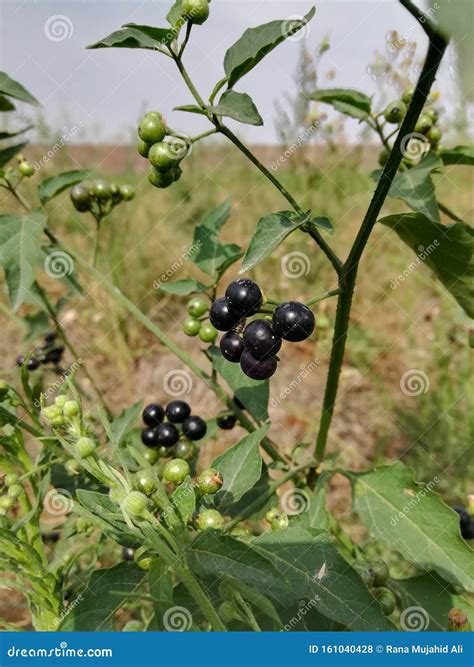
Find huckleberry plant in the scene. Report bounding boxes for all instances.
[0,0,473,632]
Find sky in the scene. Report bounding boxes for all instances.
[0,0,466,144]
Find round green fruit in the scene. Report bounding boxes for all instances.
[148,167,175,189]
[7,484,22,499]
[0,380,9,398]
[137,140,151,158]
[415,114,433,134]
[425,107,439,123]
[76,437,96,458]
[353,562,374,587]
[197,468,223,494]
[401,88,414,105]
[173,440,196,461]
[374,587,397,615]
[378,148,389,167]
[63,400,79,418]
[18,161,34,177]
[183,316,201,337]
[92,180,113,201]
[136,472,157,496]
[143,448,160,465]
[182,0,210,25]
[122,491,148,517]
[370,559,389,587]
[187,297,208,318]
[383,100,407,124]
[4,473,19,487]
[148,142,182,172]
[70,184,91,212]
[162,459,190,485]
[0,496,15,513]
[138,116,166,144]
[265,507,279,523]
[427,126,442,145]
[119,184,135,201]
[196,509,225,531]
[270,512,289,531]
[198,322,218,344]
[229,525,251,541]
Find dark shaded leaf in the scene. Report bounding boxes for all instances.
[0,72,40,106]
[38,170,90,205]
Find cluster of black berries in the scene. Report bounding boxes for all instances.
[141,400,207,454]
[210,278,315,381]
[455,507,474,540]
[17,332,64,372]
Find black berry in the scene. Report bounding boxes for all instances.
[243,319,281,360]
[220,331,245,363]
[44,347,65,365]
[225,279,263,316]
[272,301,315,342]
[26,357,40,371]
[455,507,474,540]
[44,331,57,345]
[182,415,207,441]
[240,349,277,380]
[217,414,236,430]
[141,427,160,448]
[156,422,180,447]
[142,403,165,426]
[165,400,191,423]
[122,547,135,561]
[209,297,240,331]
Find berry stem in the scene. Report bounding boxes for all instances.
[305,288,341,307]
[310,8,448,473]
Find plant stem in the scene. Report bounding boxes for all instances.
[191,128,218,143]
[305,288,341,307]
[438,201,465,223]
[311,15,448,470]
[92,222,101,267]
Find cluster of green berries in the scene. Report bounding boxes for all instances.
[182,296,218,344]
[140,401,207,460]
[265,507,289,531]
[353,559,396,616]
[0,473,23,516]
[210,278,315,380]
[16,153,35,177]
[16,331,64,372]
[70,179,134,214]
[137,111,189,189]
[41,395,97,459]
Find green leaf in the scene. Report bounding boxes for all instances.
[87,24,174,50]
[391,572,456,631]
[173,104,207,116]
[305,87,372,120]
[212,90,263,126]
[440,145,474,166]
[37,170,90,205]
[167,0,184,26]
[224,8,316,88]
[352,462,474,592]
[148,561,174,630]
[377,152,442,223]
[212,425,267,508]
[0,212,46,309]
[0,72,40,107]
[0,141,28,169]
[311,216,334,235]
[170,476,195,525]
[224,464,276,519]
[158,278,207,295]
[208,347,269,421]
[295,486,331,532]
[0,95,15,112]
[200,198,231,233]
[111,400,143,448]
[0,126,32,140]
[379,212,474,317]
[240,211,304,273]
[189,528,394,630]
[59,562,146,630]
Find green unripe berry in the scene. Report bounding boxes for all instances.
[137,140,151,158]
[76,437,96,458]
[378,148,389,167]
[122,620,145,632]
[198,322,218,344]
[197,468,223,495]
[42,405,63,423]
[374,587,397,615]
[119,184,135,201]
[187,297,208,318]
[265,507,279,523]
[122,491,148,517]
[18,161,34,177]
[370,559,389,587]
[0,496,15,513]
[426,125,442,145]
[55,395,68,408]
[162,459,190,485]
[219,601,238,624]
[4,474,18,487]
[63,400,80,418]
[143,448,159,465]
[172,165,183,182]
[134,547,153,571]
[148,166,175,189]
[70,184,91,212]
[92,180,113,201]
[138,116,166,144]
[415,114,433,134]
[183,316,201,337]
[148,142,182,172]
[401,88,414,105]
[230,525,251,541]
[0,380,9,398]
[270,512,289,531]
[135,471,157,496]
[182,0,210,25]
[353,561,375,587]
[76,517,90,532]
[7,484,22,499]
[424,107,439,123]
[383,100,407,124]
[196,509,225,531]
[173,440,196,461]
